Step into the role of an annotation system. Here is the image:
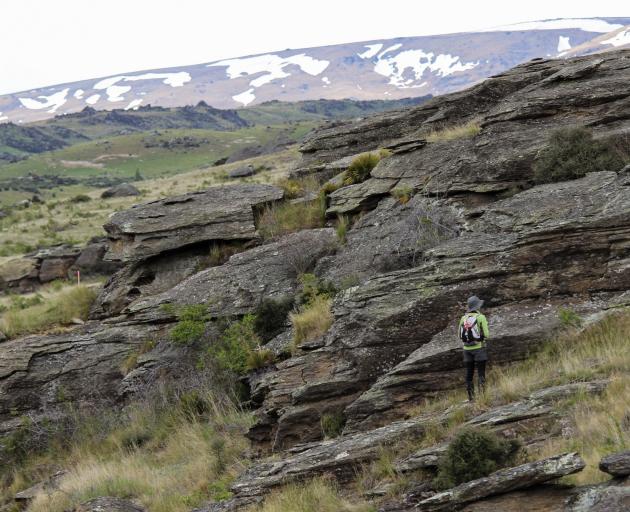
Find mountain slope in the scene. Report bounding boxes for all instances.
[1,17,629,124]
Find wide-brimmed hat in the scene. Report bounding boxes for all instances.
[466,295,484,312]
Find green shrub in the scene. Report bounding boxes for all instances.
[297,273,336,306]
[533,127,626,184]
[209,315,261,375]
[69,194,91,203]
[321,412,345,439]
[254,296,294,342]
[169,304,209,345]
[434,428,521,489]
[558,307,583,328]
[344,153,381,185]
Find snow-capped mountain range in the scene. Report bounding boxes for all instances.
[1,17,629,124]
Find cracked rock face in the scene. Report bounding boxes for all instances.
[251,169,630,452]
[104,184,283,262]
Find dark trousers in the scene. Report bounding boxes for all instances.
[463,348,487,400]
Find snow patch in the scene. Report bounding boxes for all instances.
[378,43,402,58]
[233,88,256,106]
[0,112,7,122]
[93,72,191,103]
[322,76,330,84]
[480,18,622,33]
[85,94,100,105]
[125,99,143,111]
[601,28,630,47]
[73,89,85,99]
[374,49,478,88]
[209,53,329,89]
[557,36,571,52]
[357,44,383,59]
[19,88,69,113]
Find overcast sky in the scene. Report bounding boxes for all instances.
[1,0,628,95]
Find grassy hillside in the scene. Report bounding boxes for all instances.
[1,298,626,512]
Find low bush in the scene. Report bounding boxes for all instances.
[533,127,626,184]
[321,412,346,439]
[69,194,91,203]
[208,315,262,375]
[254,296,294,342]
[434,428,521,489]
[0,285,98,338]
[426,121,480,142]
[344,153,381,185]
[257,200,324,240]
[297,273,336,306]
[169,304,209,345]
[291,296,333,347]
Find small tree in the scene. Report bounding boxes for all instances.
[434,428,521,489]
[533,127,625,184]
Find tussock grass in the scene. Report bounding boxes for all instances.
[257,200,324,240]
[252,477,374,512]
[0,285,98,338]
[8,392,252,512]
[532,373,629,485]
[290,296,333,347]
[426,121,480,142]
[343,153,381,186]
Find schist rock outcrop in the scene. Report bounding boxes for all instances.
[1,49,629,511]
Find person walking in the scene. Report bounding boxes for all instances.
[459,295,489,401]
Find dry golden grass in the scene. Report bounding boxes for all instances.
[18,394,252,512]
[426,121,481,142]
[0,284,98,338]
[532,373,629,485]
[290,296,333,347]
[251,477,374,512]
[257,200,324,240]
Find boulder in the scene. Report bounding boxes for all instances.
[36,245,82,283]
[567,479,630,512]
[125,229,337,322]
[14,470,67,502]
[0,322,168,436]
[75,497,145,511]
[228,165,255,178]
[100,183,140,199]
[599,451,630,477]
[0,257,38,292]
[413,452,585,511]
[72,238,122,276]
[104,184,283,262]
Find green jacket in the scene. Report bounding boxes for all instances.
[458,311,489,350]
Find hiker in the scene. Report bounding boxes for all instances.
[459,295,489,401]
